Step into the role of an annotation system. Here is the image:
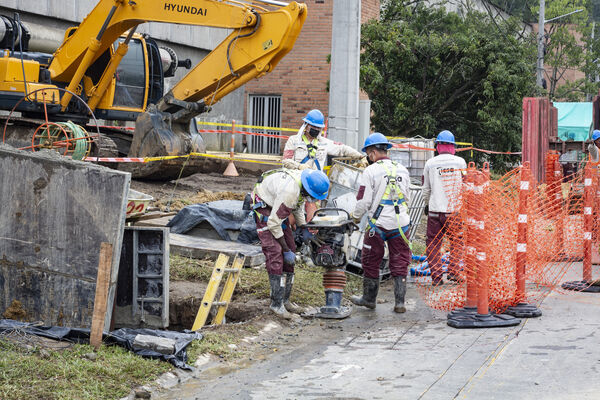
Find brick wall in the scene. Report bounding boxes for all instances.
[244,0,380,133]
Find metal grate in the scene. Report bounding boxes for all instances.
[247,94,282,154]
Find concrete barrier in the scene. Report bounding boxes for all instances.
[0,145,130,328]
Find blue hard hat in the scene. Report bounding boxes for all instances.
[301,169,330,200]
[302,109,325,128]
[436,130,456,145]
[593,130,600,141]
[362,132,392,152]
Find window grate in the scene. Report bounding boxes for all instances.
[247,94,282,154]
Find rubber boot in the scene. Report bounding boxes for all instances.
[350,277,379,309]
[283,272,305,314]
[393,276,407,313]
[269,274,294,320]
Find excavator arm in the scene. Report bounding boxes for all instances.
[46,0,306,159]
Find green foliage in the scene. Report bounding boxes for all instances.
[361,1,536,169]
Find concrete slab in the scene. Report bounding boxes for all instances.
[170,233,264,266]
[0,146,130,328]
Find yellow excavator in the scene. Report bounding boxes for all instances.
[0,0,306,179]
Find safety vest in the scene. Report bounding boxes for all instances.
[251,169,303,223]
[367,161,411,247]
[300,135,321,170]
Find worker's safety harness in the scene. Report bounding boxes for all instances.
[300,135,321,171]
[367,161,411,247]
[251,169,303,226]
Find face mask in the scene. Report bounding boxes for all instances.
[307,127,320,138]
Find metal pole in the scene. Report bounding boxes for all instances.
[536,0,545,90]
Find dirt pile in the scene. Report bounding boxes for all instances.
[155,190,246,211]
[3,300,27,321]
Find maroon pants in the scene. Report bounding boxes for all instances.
[426,212,462,282]
[361,227,411,279]
[255,206,296,276]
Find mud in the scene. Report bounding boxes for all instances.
[169,281,268,330]
[130,172,258,212]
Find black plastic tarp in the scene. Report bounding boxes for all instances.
[167,199,258,244]
[0,319,202,370]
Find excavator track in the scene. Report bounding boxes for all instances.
[0,115,206,181]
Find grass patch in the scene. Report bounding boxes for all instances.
[170,255,363,306]
[187,323,260,362]
[0,339,170,400]
[411,240,426,257]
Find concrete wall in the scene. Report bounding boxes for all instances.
[0,146,130,328]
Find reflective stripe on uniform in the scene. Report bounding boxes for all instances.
[367,160,411,247]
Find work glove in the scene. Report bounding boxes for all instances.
[356,157,369,169]
[298,227,314,242]
[283,250,296,266]
[424,205,429,216]
[298,163,311,170]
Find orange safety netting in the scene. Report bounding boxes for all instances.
[414,158,597,313]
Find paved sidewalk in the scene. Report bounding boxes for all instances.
[159,269,600,399]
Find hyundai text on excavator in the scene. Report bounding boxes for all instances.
[0,0,306,179]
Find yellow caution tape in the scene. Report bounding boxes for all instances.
[196,120,297,132]
[143,152,282,166]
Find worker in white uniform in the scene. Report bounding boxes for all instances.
[422,130,467,286]
[282,109,364,171]
[351,133,412,313]
[252,168,330,319]
[282,109,363,222]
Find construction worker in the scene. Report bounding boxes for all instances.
[350,133,412,313]
[422,130,467,286]
[588,129,600,163]
[283,109,363,222]
[282,109,363,171]
[252,168,330,319]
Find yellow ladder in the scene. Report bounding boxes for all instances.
[191,253,245,331]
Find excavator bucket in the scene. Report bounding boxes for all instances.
[123,104,206,180]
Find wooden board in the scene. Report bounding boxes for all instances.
[90,243,113,349]
[170,234,264,266]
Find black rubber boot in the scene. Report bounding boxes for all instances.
[350,277,379,309]
[269,274,293,320]
[393,276,407,313]
[283,272,305,314]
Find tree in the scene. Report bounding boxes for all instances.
[537,0,600,100]
[360,1,536,167]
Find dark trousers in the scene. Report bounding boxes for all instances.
[255,206,296,276]
[426,213,461,282]
[361,227,411,279]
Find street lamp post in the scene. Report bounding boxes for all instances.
[536,2,585,92]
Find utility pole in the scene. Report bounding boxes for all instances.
[536,3,584,94]
[536,0,545,91]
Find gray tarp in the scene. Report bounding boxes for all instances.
[167,199,258,244]
[0,319,201,369]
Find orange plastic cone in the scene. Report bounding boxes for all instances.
[223,160,238,177]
